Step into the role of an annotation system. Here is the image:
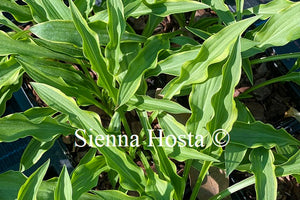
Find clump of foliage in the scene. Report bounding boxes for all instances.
[0,0,300,199]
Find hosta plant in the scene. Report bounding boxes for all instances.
[0,0,300,199]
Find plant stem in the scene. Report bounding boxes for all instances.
[240,74,297,96]
[119,110,132,137]
[209,176,255,200]
[250,52,300,64]
[181,159,193,198]
[189,161,212,200]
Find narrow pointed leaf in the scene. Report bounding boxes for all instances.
[0,113,75,143]
[69,0,117,101]
[128,0,210,17]
[23,0,48,22]
[254,2,300,49]
[93,190,147,200]
[207,38,241,133]
[230,121,300,148]
[74,0,95,19]
[71,156,107,200]
[55,166,72,200]
[40,0,71,20]
[186,63,223,142]
[118,35,169,106]
[32,38,84,58]
[140,152,174,200]
[158,113,188,138]
[146,48,199,77]
[203,0,235,25]
[250,148,277,200]
[20,138,56,172]
[225,143,247,176]
[276,150,300,176]
[128,95,191,114]
[164,16,260,98]
[105,0,126,74]
[0,31,75,63]
[18,160,50,200]
[245,0,294,17]
[30,20,146,47]
[163,145,220,162]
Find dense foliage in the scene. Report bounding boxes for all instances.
[0,0,300,199]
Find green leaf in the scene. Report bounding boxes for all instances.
[32,38,84,58]
[105,0,126,74]
[0,0,32,22]
[207,38,241,133]
[276,150,300,176]
[186,63,223,144]
[71,156,107,200]
[288,57,300,74]
[0,31,76,63]
[210,176,255,200]
[76,148,97,167]
[69,0,117,102]
[74,0,95,19]
[163,145,219,162]
[40,0,71,20]
[16,56,100,107]
[127,0,210,17]
[55,166,72,200]
[0,58,23,88]
[146,48,199,77]
[31,83,147,193]
[202,0,235,25]
[254,2,300,49]
[139,152,174,200]
[118,35,169,106]
[250,148,277,200]
[23,0,48,23]
[142,14,163,37]
[30,20,146,47]
[158,113,188,138]
[18,160,50,200]
[0,171,27,200]
[0,76,23,116]
[150,139,184,200]
[138,110,184,200]
[30,20,82,46]
[93,190,147,200]
[0,112,75,142]
[164,16,260,98]
[20,138,56,172]
[240,72,300,97]
[36,178,105,200]
[127,95,191,114]
[230,121,300,148]
[235,100,255,123]
[0,59,24,116]
[244,0,294,17]
[225,143,247,176]
[186,26,212,40]
[242,58,254,85]
[0,12,22,32]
